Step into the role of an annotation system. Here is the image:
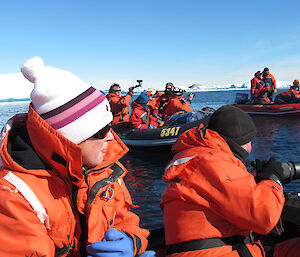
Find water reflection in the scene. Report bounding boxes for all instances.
[121,150,171,230]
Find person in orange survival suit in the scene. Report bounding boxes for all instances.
[161,105,300,257]
[146,90,163,116]
[262,67,277,101]
[129,91,162,129]
[106,83,135,128]
[0,57,154,257]
[155,82,175,117]
[274,79,300,104]
[250,71,263,101]
[164,87,194,119]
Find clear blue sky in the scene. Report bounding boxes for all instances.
[1,0,300,90]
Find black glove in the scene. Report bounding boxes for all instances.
[255,157,285,186]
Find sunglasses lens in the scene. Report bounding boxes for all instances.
[92,124,111,139]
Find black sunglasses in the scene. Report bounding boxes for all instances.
[91,123,112,139]
[112,89,121,92]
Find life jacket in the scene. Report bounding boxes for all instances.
[251,78,269,99]
[164,96,193,118]
[106,92,133,125]
[263,73,276,89]
[250,77,261,96]
[129,101,159,129]
[0,106,149,257]
[161,126,285,257]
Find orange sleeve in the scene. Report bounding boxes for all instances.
[271,74,277,89]
[192,158,285,234]
[0,184,55,257]
[118,92,133,107]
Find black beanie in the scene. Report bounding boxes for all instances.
[208,105,256,145]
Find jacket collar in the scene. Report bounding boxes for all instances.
[1,106,128,183]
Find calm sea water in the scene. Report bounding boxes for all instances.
[0,89,299,230]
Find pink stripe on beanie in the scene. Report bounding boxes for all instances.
[21,56,113,144]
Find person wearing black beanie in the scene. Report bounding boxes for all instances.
[207,105,257,163]
[161,104,290,257]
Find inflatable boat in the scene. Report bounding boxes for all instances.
[234,103,300,117]
[147,191,300,257]
[115,108,214,151]
[233,93,300,117]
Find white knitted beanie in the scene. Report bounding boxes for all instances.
[21,56,113,144]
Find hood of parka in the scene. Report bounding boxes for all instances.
[171,126,233,156]
[164,126,246,181]
[1,106,128,183]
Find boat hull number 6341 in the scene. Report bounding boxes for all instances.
[160,126,180,137]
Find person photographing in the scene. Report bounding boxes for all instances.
[161,105,300,257]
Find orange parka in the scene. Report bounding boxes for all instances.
[263,73,276,90]
[161,126,285,257]
[106,92,133,125]
[0,106,149,257]
[164,96,193,119]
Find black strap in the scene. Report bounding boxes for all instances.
[167,236,253,257]
[233,243,254,257]
[87,163,125,207]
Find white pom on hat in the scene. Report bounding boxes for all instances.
[21,56,45,83]
[21,56,113,144]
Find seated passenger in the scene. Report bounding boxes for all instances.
[164,87,194,118]
[251,72,271,104]
[274,80,300,104]
[250,71,262,100]
[146,90,163,116]
[129,91,161,129]
[155,82,175,117]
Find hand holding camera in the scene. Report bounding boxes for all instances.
[252,157,300,185]
[129,80,143,92]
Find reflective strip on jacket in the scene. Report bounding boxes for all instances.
[0,106,149,257]
[106,92,133,125]
[161,126,285,256]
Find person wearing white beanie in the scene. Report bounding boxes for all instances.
[0,57,154,257]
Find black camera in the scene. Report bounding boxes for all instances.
[133,80,143,89]
[252,160,300,184]
[280,162,300,183]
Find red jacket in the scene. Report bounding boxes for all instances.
[129,101,159,129]
[106,92,133,125]
[0,106,149,257]
[280,86,300,99]
[161,126,285,256]
[164,96,193,118]
[251,77,270,98]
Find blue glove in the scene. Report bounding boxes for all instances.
[156,119,162,124]
[87,228,134,257]
[139,251,156,257]
[149,124,156,129]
